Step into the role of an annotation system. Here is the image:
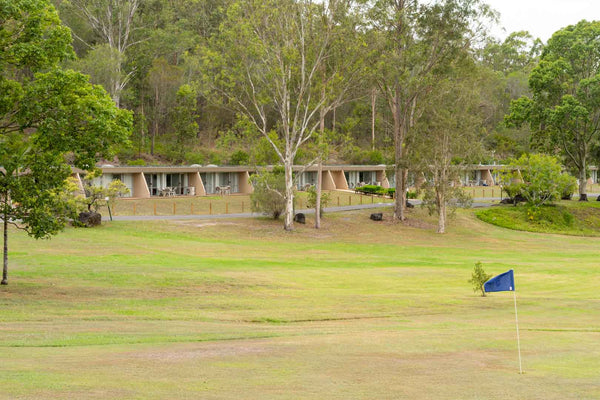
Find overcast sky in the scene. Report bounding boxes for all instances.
[484,0,600,42]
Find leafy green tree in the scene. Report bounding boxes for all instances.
[481,31,542,75]
[500,154,577,207]
[0,0,131,285]
[507,21,600,201]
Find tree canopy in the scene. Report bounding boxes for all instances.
[1,0,132,284]
[48,0,555,176]
[507,20,600,200]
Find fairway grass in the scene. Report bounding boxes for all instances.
[1,208,599,399]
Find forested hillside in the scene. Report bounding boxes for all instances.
[52,0,540,167]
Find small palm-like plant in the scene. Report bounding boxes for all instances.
[469,262,492,297]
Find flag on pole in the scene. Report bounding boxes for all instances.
[484,269,514,293]
[483,269,523,374]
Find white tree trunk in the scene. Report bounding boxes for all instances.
[283,161,295,230]
[437,191,446,234]
[112,60,122,107]
[70,0,140,108]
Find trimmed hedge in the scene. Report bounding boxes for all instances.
[356,185,384,195]
[355,185,400,197]
[354,186,418,200]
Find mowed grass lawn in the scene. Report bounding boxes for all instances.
[1,208,599,399]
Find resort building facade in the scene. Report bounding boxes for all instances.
[76,164,600,199]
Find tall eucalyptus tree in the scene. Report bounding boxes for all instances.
[202,0,365,230]
[368,0,493,221]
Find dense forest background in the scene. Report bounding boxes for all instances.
[52,0,540,167]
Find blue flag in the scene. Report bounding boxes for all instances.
[484,269,515,292]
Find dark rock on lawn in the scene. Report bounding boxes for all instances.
[294,213,306,224]
[370,213,383,221]
[78,212,102,227]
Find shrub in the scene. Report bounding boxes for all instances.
[500,154,577,207]
[559,173,577,200]
[306,186,331,214]
[355,185,382,195]
[250,168,288,219]
[355,185,402,197]
[64,176,130,227]
[469,262,492,297]
[358,187,411,199]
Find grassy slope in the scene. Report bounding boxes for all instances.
[476,201,600,236]
[0,209,599,399]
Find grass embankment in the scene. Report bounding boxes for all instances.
[1,209,599,399]
[476,200,600,236]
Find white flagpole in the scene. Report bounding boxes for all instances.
[513,289,523,374]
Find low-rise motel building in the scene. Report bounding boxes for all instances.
[70,164,600,199]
